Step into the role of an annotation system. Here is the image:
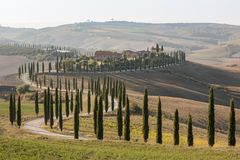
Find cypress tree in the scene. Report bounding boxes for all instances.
[42,62,44,73]
[174,109,179,145]
[35,91,39,116]
[156,97,162,144]
[82,76,84,90]
[111,88,115,111]
[47,87,50,120]
[50,95,54,129]
[97,96,103,140]
[70,91,74,113]
[187,113,193,146]
[143,88,149,142]
[87,90,91,114]
[156,43,160,52]
[74,92,79,139]
[49,62,51,72]
[55,88,59,119]
[208,87,215,147]
[9,94,14,125]
[117,87,123,139]
[91,78,94,95]
[59,92,63,131]
[37,62,39,73]
[79,90,83,112]
[13,94,16,122]
[43,89,48,125]
[124,96,130,141]
[93,95,98,134]
[43,74,46,86]
[105,89,108,112]
[17,96,21,128]
[228,99,236,146]
[65,91,69,118]
[122,84,126,108]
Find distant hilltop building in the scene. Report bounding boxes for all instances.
[122,50,151,58]
[94,44,163,61]
[94,51,122,61]
[122,50,139,59]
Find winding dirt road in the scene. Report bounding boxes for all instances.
[21,73,118,140]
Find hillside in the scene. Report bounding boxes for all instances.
[1,22,240,57]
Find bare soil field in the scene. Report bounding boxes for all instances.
[188,57,240,73]
[0,55,28,94]
[0,55,29,76]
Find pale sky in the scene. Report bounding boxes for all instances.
[0,0,239,28]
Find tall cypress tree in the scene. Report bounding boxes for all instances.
[105,89,108,112]
[42,62,44,73]
[143,88,149,142]
[47,87,50,120]
[79,90,83,112]
[93,95,98,134]
[117,89,123,140]
[111,88,115,111]
[49,62,52,72]
[97,96,103,140]
[74,92,79,139]
[82,76,84,90]
[122,84,126,108]
[50,95,54,129]
[87,90,91,114]
[17,96,21,128]
[156,97,162,144]
[13,94,16,122]
[208,87,215,147]
[44,89,48,125]
[187,113,193,146]
[35,91,39,116]
[65,91,69,118]
[59,91,63,131]
[174,109,179,145]
[228,99,236,146]
[70,91,74,113]
[55,88,59,119]
[124,96,130,141]
[9,94,14,125]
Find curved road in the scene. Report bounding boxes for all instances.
[21,73,118,140]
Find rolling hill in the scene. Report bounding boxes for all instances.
[1,21,240,58]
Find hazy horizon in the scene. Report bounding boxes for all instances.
[0,0,240,29]
[1,20,240,30]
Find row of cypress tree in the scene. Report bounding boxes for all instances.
[18,50,186,80]
[12,76,236,147]
[9,94,21,128]
[143,87,236,147]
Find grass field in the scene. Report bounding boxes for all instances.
[47,114,230,147]
[0,136,240,160]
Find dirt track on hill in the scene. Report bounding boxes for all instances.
[21,72,119,139]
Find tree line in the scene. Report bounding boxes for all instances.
[18,49,186,80]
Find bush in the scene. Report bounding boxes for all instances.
[17,85,30,94]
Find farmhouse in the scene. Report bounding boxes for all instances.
[122,50,139,59]
[94,51,121,61]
